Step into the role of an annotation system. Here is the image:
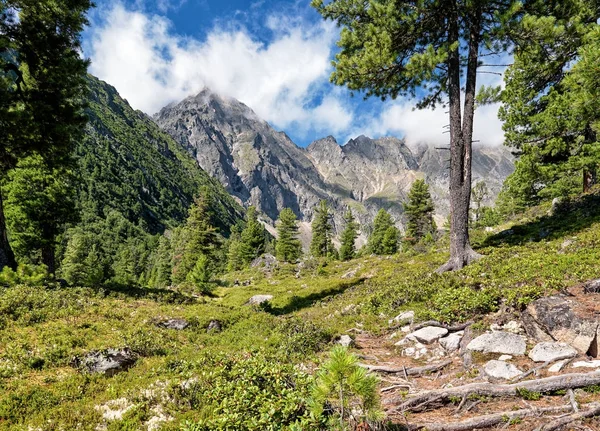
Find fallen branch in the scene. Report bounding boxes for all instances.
[361,360,452,376]
[535,403,600,431]
[567,389,579,413]
[412,320,473,332]
[389,371,600,412]
[511,354,577,382]
[411,405,572,431]
[381,384,412,393]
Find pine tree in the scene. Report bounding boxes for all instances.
[382,226,399,254]
[310,200,336,258]
[60,231,104,286]
[171,188,220,284]
[471,181,489,223]
[240,206,267,264]
[275,208,302,263]
[0,0,92,271]
[404,179,435,242]
[3,155,78,274]
[311,0,559,271]
[368,209,396,255]
[339,209,359,261]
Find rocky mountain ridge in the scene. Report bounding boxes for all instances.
[155,88,514,231]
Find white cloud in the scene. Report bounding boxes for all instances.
[86,3,347,135]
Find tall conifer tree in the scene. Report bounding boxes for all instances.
[404,180,435,242]
[310,200,335,258]
[339,209,359,261]
[275,208,302,263]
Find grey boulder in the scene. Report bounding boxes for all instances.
[247,294,273,306]
[483,360,522,380]
[439,332,464,352]
[157,318,189,330]
[74,348,137,376]
[467,331,526,356]
[528,342,577,363]
[407,326,448,344]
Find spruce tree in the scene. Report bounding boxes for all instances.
[275,208,302,263]
[471,181,489,223]
[368,209,396,255]
[240,206,267,264]
[0,0,92,271]
[404,180,435,242]
[339,209,359,261]
[310,200,335,258]
[171,188,220,284]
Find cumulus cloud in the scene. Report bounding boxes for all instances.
[86,3,348,136]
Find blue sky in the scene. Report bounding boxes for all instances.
[82,0,505,148]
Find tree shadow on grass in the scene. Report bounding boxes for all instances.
[482,192,600,248]
[90,283,198,304]
[266,278,367,316]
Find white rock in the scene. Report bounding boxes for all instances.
[439,333,463,352]
[504,321,523,334]
[401,325,411,333]
[572,360,600,369]
[338,335,354,347]
[490,323,503,331]
[394,338,410,347]
[414,347,429,359]
[389,310,415,325]
[247,295,273,305]
[548,360,569,373]
[388,331,399,339]
[498,355,513,361]
[483,360,522,380]
[95,398,134,421]
[407,326,449,344]
[467,332,527,356]
[403,347,416,356]
[528,342,577,363]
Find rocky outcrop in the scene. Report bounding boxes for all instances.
[155,88,514,237]
[73,348,137,376]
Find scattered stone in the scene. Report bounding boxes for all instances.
[407,326,448,345]
[388,331,399,339]
[490,323,502,332]
[73,348,136,376]
[528,342,577,363]
[561,239,575,250]
[415,347,429,360]
[525,296,598,353]
[403,347,416,357]
[246,294,273,306]
[338,335,354,348]
[498,355,512,361]
[504,320,523,334]
[342,304,357,315]
[548,360,569,373]
[207,320,222,333]
[467,332,526,356]
[146,405,173,431]
[394,338,410,347]
[157,318,189,330]
[439,332,463,352]
[389,310,415,326]
[584,279,600,294]
[572,360,600,369]
[401,325,411,333]
[341,267,360,279]
[483,360,522,380]
[95,398,134,421]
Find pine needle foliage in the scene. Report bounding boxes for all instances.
[275,208,302,263]
[310,346,383,430]
[404,179,435,242]
[310,200,336,258]
[339,209,359,261]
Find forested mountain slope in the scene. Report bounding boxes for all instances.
[79,76,243,235]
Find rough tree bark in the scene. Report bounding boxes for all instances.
[437,2,483,273]
[0,189,16,271]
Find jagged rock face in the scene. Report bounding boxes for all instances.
[155,88,514,231]
[154,90,335,222]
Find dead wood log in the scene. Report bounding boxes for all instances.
[411,405,572,431]
[389,371,600,412]
[361,359,452,376]
[412,320,473,332]
[535,403,600,431]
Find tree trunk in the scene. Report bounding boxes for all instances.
[0,188,16,271]
[41,244,55,276]
[437,5,482,273]
[583,168,596,193]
